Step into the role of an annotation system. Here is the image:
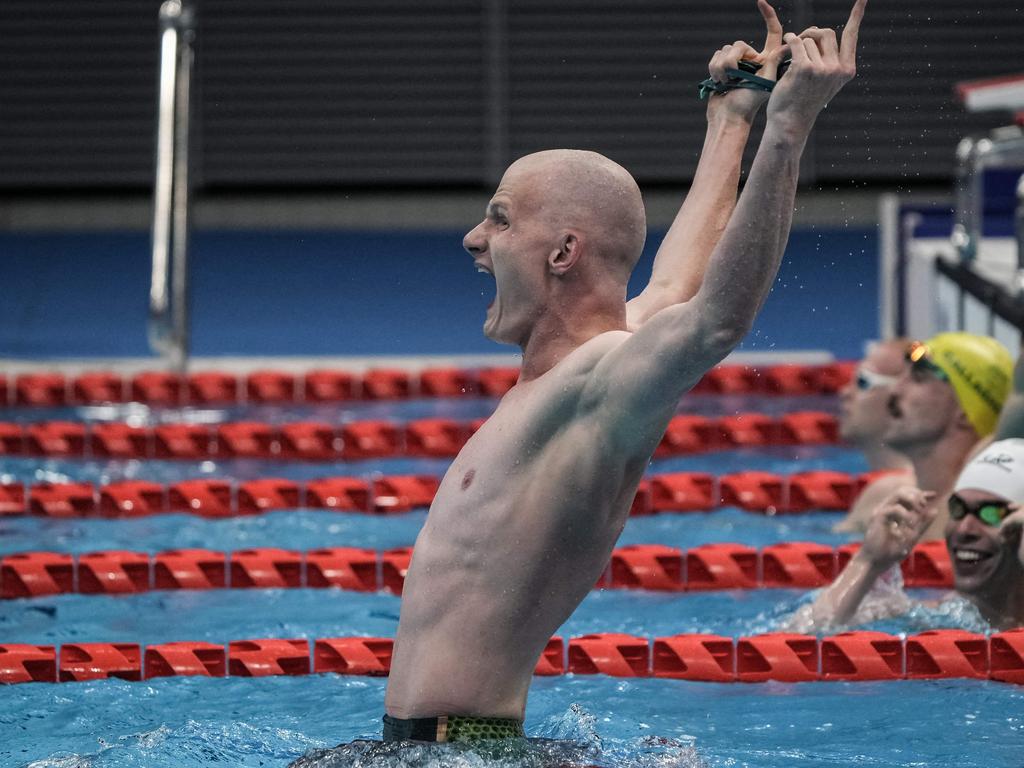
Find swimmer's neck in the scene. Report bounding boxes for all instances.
[901,431,978,496]
[517,303,626,382]
[966,579,1024,630]
[860,441,912,474]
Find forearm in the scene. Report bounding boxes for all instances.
[996,395,1024,440]
[804,553,887,628]
[645,115,753,303]
[694,119,808,337]
[995,351,1024,439]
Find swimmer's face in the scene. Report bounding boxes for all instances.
[463,161,562,345]
[883,357,964,451]
[839,344,903,446]
[945,488,1023,601]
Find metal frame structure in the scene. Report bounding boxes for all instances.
[149,0,195,372]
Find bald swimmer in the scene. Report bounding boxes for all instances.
[382,1,867,744]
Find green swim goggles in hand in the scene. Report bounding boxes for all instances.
[697,58,791,100]
[948,493,1013,526]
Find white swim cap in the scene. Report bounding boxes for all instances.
[953,438,1024,501]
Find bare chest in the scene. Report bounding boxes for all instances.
[433,395,556,515]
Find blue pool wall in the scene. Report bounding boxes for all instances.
[0,227,877,360]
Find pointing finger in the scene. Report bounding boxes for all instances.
[840,0,867,68]
[757,0,784,51]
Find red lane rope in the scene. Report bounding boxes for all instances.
[0,540,952,600]
[0,410,841,462]
[1,363,854,407]
[0,468,896,519]
[2,629,1022,684]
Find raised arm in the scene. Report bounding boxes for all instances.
[592,0,867,447]
[626,0,784,329]
[799,487,935,630]
[994,346,1024,439]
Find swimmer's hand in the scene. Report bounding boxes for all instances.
[766,0,865,136]
[705,0,787,124]
[999,505,1024,567]
[859,486,937,570]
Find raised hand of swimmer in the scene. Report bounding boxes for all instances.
[999,504,1024,567]
[705,0,787,124]
[860,486,936,570]
[766,0,865,136]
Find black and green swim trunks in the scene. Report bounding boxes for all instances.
[382,713,525,742]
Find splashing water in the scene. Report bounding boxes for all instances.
[287,704,705,768]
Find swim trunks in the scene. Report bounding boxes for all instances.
[382,713,525,742]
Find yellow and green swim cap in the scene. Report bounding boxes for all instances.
[910,332,1014,437]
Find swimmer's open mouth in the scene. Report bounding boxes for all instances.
[475,260,496,308]
[953,547,994,571]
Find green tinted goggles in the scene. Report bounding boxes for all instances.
[948,493,1012,526]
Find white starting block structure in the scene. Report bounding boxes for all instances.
[881,73,1024,351]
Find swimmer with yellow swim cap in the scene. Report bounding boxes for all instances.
[880,331,1014,539]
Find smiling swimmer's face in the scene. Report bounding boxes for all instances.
[945,488,1022,602]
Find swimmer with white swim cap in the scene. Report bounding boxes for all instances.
[801,439,1024,631]
[283,1,868,757]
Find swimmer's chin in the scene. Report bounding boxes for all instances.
[482,300,509,344]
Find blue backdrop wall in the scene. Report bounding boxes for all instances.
[0,228,877,360]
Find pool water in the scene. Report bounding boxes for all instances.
[3,396,1023,767]
[5,675,1024,767]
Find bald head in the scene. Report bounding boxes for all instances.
[503,150,647,278]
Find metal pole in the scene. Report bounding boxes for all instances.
[149,0,195,373]
[952,126,1024,264]
[483,0,508,185]
[1015,172,1024,293]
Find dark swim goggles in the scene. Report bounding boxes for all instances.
[948,493,1013,526]
[905,341,951,383]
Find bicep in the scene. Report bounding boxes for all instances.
[587,299,735,449]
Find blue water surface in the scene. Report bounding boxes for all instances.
[4,675,1022,768]
[4,397,1020,768]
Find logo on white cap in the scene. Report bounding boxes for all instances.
[954,439,1024,500]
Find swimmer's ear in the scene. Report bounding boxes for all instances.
[953,409,975,436]
[548,232,582,276]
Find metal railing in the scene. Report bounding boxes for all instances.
[149,0,195,372]
[950,124,1024,263]
[1018,172,1024,277]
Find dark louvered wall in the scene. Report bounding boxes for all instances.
[0,0,1020,190]
[198,0,487,185]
